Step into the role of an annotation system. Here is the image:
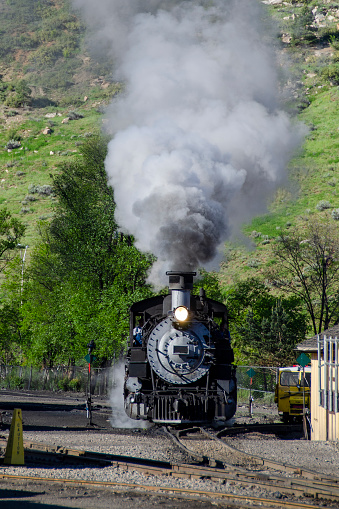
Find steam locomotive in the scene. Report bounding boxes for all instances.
[124,271,237,424]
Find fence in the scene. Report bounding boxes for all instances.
[0,364,279,401]
[0,365,113,396]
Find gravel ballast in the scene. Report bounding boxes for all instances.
[1,391,339,508]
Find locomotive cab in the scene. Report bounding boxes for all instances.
[124,271,237,425]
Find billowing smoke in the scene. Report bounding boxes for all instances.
[73,0,306,285]
[110,362,148,428]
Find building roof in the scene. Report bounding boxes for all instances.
[296,324,339,352]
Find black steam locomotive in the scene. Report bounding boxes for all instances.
[124,271,237,424]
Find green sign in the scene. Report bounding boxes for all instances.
[296,353,311,368]
[85,354,96,363]
[246,368,256,378]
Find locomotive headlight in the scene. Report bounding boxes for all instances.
[174,306,189,322]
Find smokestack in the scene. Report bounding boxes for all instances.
[166,271,196,310]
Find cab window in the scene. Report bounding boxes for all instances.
[280,371,300,386]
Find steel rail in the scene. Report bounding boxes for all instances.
[214,427,339,483]
[165,426,339,503]
[0,473,326,509]
[2,433,339,504]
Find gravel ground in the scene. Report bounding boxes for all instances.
[1,391,339,508]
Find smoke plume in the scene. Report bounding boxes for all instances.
[110,362,148,428]
[73,0,306,285]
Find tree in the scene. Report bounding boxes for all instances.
[5,79,32,107]
[21,137,153,366]
[269,220,339,334]
[237,299,307,366]
[224,277,308,365]
[0,208,26,273]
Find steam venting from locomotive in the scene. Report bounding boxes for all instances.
[73,0,306,285]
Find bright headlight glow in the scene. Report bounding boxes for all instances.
[174,306,189,322]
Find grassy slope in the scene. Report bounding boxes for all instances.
[0,0,338,280]
[219,1,339,286]
[0,0,117,247]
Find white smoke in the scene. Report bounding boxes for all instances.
[73,0,306,286]
[110,361,148,428]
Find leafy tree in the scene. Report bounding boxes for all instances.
[5,79,32,107]
[237,299,307,366]
[0,208,26,273]
[21,137,153,366]
[0,256,27,364]
[269,220,339,334]
[224,278,308,365]
[193,269,223,302]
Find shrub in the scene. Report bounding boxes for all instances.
[68,111,84,120]
[321,63,339,85]
[6,128,21,142]
[28,184,53,196]
[10,376,24,389]
[69,378,81,391]
[58,377,69,391]
[248,259,261,268]
[316,200,332,211]
[24,194,37,202]
[332,209,339,220]
[5,139,21,149]
[250,231,261,238]
[38,185,53,196]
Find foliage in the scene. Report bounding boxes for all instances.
[5,80,32,107]
[268,220,339,334]
[0,208,26,273]
[20,137,153,367]
[321,63,339,85]
[237,299,307,366]
[224,278,307,365]
[193,269,223,302]
[290,7,317,45]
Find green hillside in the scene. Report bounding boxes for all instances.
[0,0,339,367]
[220,1,339,284]
[0,0,119,246]
[0,0,337,253]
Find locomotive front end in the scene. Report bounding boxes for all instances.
[124,271,237,424]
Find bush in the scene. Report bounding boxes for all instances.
[248,259,261,268]
[68,111,84,120]
[24,194,37,202]
[5,139,21,149]
[11,376,25,389]
[332,209,339,220]
[28,184,53,196]
[69,378,81,391]
[316,200,332,211]
[58,377,69,391]
[321,63,339,84]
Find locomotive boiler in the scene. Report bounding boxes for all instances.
[124,271,237,424]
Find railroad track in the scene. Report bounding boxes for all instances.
[0,473,326,509]
[0,435,332,508]
[164,424,339,505]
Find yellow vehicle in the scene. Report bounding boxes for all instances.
[275,366,311,423]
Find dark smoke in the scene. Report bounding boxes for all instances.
[73,0,306,286]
